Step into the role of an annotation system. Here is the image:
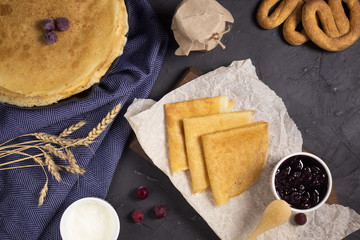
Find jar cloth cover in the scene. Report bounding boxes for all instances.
[171,0,234,56]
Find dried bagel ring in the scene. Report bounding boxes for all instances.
[257,0,301,29]
[283,0,309,45]
[327,0,350,35]
[302,0,360,51]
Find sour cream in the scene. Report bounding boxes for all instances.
[60,197,120,240]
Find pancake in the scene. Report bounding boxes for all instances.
[165,96,235,174]
[201,121,269,206]
[0,0,128,107]
[183,111,254,193]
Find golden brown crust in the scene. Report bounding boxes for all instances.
[165,96,235,174]
[257,0,360,51]
[328,0,351,35]
[283,0,309,45]
[202,121,269,206]
[302,0,360,51]
[257,0,301,29]
[183,111,254,194]
[0,0,128,107]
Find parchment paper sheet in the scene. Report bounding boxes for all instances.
[125,59,360,240]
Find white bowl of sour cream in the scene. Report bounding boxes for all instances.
[60,197,120,240]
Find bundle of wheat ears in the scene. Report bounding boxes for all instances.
[0,103,121,206]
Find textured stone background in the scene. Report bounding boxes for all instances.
[107,0,360,239]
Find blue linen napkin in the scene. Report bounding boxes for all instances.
[0,0,168,239]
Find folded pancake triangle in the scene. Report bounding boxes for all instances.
[165,96,235,173]
[201,121,269,206]
[183,111,254,193]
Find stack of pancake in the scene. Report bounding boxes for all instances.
[165,96,269,205]
[0,0,128,107]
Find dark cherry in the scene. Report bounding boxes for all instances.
[290,192,302,203]
[284,166,291,175]
[312,178,321,188]
[300,203,310,209]
[56,17,70,31]
[303,166,311,173]
[136,186,149,200]
[302,192,310,203]
[281,178,290,187]
[278,189,289,200]
[42,18,55,31]
[154,205,167,219]
[274,155,328,209]
[131,210,144,223]
[287,176,295,184]
[311,166,321,175]
[312,190,320,204]
[292,171,301,178]
[302,172,313,183]
[294,213,307,225]
[44,31,57,44]
[295,159,304,171]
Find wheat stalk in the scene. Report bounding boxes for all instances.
[0,142,43,158]
[0,148,43,167]
[38,180,48,207]
[0,140,42,152]
[0,102,122,206]
[65,148,76,165]
[30,156,49,206]
[43,152,61,182]
[34,133,82,146]
[43,144,67,160]
[64,148,85,174]
[0,165,40,170]
[85,103,121,142]
[59,120,86,137]
[63,165,86,175]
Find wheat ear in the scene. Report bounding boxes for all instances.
[38,180,48,206]
[63,165,86,175]
[43,144,67,160]
[64,148,85,175]
[0,103,121,206]
[33,157,48,206]
[85,103,121,142]
[59,120,87,137]
[43,152,61,182]
[33,133,81,146]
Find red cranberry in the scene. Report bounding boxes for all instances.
[131,210,144,223]
[136,186,149,200]
[154,205,166,219]
[294,213,307,225]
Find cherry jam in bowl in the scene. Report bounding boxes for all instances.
[271,152,332,213]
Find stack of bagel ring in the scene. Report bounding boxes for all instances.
[257,0,360,51]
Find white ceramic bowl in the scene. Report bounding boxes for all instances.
[270,152,332,213]
[60,197,120,240]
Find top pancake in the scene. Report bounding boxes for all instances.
[183,111,254,193]
[0,0,128,106]
[201,121,269,205]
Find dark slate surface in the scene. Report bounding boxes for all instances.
[107,0,360,239]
